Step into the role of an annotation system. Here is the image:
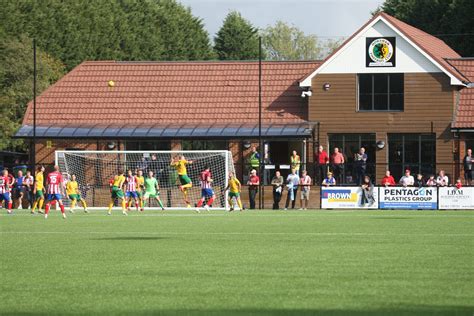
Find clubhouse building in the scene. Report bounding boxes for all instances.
[17,12,474,184]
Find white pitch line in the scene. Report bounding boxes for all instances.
[0,231,473,237]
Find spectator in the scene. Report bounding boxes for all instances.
[399,169,414,187]
[330,147,345,184]
[455,178,463,189]
[23,170,34,209]
[299,170,312,210]
[248,146,260,174]
[360,176,375,207]
[463,148,472,185]
[414,174,424,188]
[426,175,437,187]
[271,171,284,210]
[315,145,329,185]
[290,150,301,176]
[14,170,25,209]
[436,170,449,187]
[322,172,336,187]
[136,156,148,172]
[247,169,260,210]
[284,169,299,210]
[381,170,396,187]
[263,153,272,185]
[354,147,367,185]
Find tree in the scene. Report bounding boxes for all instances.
[0,0,214,70]
[261,21,340,61]
[214,11,260,60]
[0,35,65,151]
[376,0,474,57]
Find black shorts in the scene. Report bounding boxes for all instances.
[465,170,473,180]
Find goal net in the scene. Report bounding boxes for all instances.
[55,150,235,210]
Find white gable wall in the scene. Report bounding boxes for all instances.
[318,21,440,74]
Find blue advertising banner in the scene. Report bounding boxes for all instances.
[379,187,437,209]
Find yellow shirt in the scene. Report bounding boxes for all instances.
[35,172,44,190]
[113,175,125,187]
[171,159,188,175]
[66,181,78,195]
[136,176,145,192]
[228,177,241,193]
[291,155,301,170]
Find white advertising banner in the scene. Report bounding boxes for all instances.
[321,186,378,209]
[379,187,437,209]
[438,187,474,210]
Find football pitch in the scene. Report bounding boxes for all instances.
[1,210,473,316]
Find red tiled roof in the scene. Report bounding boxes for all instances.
[23,60,322,128]
[452,87,474,129]
[450,59,474,128]
[446,58,474,83]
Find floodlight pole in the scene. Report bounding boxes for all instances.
[258,36,263,210]
[32,39,37,172]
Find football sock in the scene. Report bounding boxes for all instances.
[71,200,76,210]
[38,199,44,210]
[158,199,164,209]
[32,201,38,212]
[108,201,114,211]
[59,204,65,214]
[197,199,203,207]
[207,197,214,206]
[121,200,126,210]
[82,200,87,210]
[237,199,243,210]
[7,201,12,210]
[45,203,50,215]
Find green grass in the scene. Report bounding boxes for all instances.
[1,210,473,316]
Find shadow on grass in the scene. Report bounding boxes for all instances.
[93,236,170,241]
[3,306,473,316]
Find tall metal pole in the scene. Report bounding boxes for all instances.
[32,39,37,172]
[258,37,263,209]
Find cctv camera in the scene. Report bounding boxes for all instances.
[301,90,312,98]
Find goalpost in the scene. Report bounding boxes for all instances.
[55,150,235,210]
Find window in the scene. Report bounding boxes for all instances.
[125,141,170,151]
[182,140,228,151]
[328,134,376,184]
[358,73,404,111]
[388,134,436,180]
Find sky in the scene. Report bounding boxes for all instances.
[179,0,385,40]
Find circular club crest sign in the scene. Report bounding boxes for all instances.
[368,38,394,64]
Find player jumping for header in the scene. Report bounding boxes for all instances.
[107,170,127,215]
[0,169,13,214]
[66,174,88,213]
[44,165,67,219]
[195,165,215,213]
[170,154,193,208]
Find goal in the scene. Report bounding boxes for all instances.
[55,150,235,210]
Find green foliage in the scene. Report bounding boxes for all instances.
[0,0,214,70]
[377,0,474,56]
[262,21,341,60]
[214,11,260,60]
[0,35,65,151]
[1,210,473,315]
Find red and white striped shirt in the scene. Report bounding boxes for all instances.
[23,175,34,186]
[126,176,138,192]
[47,171,63,194]
[0,176,10,194]
[200,170,212,189]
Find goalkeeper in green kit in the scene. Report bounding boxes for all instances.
[143,170,165,211]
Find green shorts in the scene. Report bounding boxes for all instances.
[178,175,192,185]
[229,192,240,198]
[68,194,81,201]
[35,189,44,199]
[144,191,159,199]
[111,186,124,199]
